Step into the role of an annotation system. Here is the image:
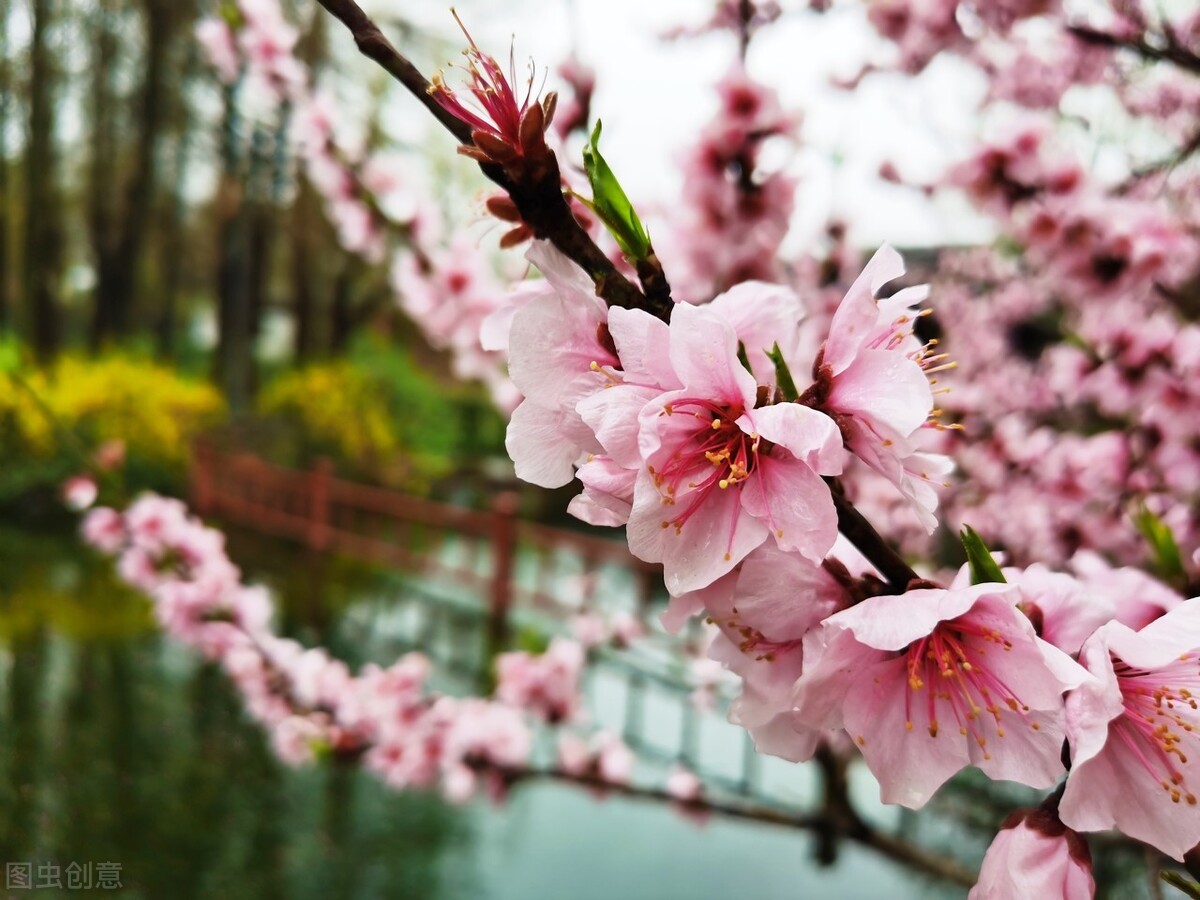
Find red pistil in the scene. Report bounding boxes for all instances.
[650,399,763,535]
[1112,655,1200,805]
[902,619,1026,755]
[432,10,540,152]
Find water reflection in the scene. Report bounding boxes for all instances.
[2,522,1152,899]
[0,524,470,900]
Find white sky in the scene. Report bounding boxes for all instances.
[362,0,998,250]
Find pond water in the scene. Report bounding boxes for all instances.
[0,521,985,899]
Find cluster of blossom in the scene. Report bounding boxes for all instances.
[76,494,688,805]
[655,64,801,302]
[498,237,950,575]
[946,128,1198,298]
[182,0,1200,891]
[847,247,1193,569]
[489,226,1200,890]
[834,0,1200,575]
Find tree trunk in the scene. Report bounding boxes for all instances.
[215,82,253,411]
[156,2,200,358]
[24,0,62,361]
[0,0,12,333]
[93,0,173,347]
[86,0,119,350]
[291,175,320,361]
[291,11,327,362]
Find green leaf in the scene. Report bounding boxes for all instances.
[1161,871,1200,900]
[582,120,651,261]
[766,343,799,401]
[961,527,1006,585]
[1134,505,1186,585]
[514,624,551,656]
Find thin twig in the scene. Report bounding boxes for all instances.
[1119,127,1200,193]
[1067,23,1200,76]
[504,766,977,887]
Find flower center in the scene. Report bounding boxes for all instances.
[649,399,764,535]
[902,620,1027,755]
[1113,654,1200,806]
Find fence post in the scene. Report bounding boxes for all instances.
[486,491,520,663]
[307,457,334,552]
[192,439,215,516]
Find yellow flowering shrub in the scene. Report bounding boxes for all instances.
[258,361,400,470]
[0,351,225,500]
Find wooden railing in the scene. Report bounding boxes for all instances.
[189,441,667,642]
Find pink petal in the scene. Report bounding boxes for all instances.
[739,455,838,563]
[667,303,757,407]
[577,384,661,468]
[627,469,767,594]
[507,293,611,407]
[505,400,596,488]
[607,306,680,389]
[706,280,806,383]
[823,244,905,374]
[827,348,933,440]
[843,656,972,808]
[743,403,844,475]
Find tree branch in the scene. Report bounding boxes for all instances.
[311,0,671,320]
[502,766,977,887]
[829,481,921,593]
[1067,23,1200,76]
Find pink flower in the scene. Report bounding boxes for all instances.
[557,733,593,776]
[428,12,551,164]
[1060,599,1200,859]
[626,301,843,593]
[81,507,125,553]
[196,19,239,84]
[271,715,328,767]
[504,243,618,488]
[793,583,1086,807]
[677,544,850,761]
[1070,550,1182,631]
[494,638,585,724]
[666,765,703,802]
[956,563,1116,656]
[807,245,953,532]
[596,732,635,784]
[969,806,1095,900]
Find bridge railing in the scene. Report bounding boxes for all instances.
[189,439,668,644]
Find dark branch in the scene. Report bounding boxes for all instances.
[503,766,977,887]
[1067,23,1200,76]
[1120,127,1200,193]
[829,481,921,593]
[311,0,671,321]
[312,0,474,143]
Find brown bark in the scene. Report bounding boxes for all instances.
[0,0,11,333]
[91,0,175,348]
[24,0,62,361]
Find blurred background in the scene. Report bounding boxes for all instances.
[0,0,1196,896]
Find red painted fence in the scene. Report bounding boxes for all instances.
[189,441,665,641]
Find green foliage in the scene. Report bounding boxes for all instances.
[0,341,226,503]
[960,526,1007,585]
[256,337,506,493]
[581,120,652,261]
[1163,872,1200,899]
[1134,505,1186,587]
[767,342,800,401]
